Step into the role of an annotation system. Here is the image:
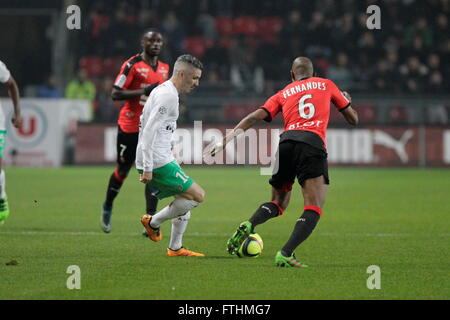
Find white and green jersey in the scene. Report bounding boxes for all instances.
[0,60,11,132]
[136,80,179,172]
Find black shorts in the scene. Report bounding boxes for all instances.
[269,140,329,191]
[116,126,139,166]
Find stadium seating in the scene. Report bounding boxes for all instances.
[357,105,377,123]
[233,16,259,35]
[79,56,103,77]
[183,37,211,59]
[389,105,409,124]
[215,16,234,36]
[102,57,123,76]
[258,17,283,43]
[224,103,257,121]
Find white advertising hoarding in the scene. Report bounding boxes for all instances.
[2,98,91,167]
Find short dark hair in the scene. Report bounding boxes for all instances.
[141,28,162,39]
[176,54,203,70]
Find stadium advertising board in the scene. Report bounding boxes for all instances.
[76,123,450,167]
[2,98,91,167]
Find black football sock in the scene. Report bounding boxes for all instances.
[104,171,124,210]
[145,184,159,214]
[281,209,321,257]
[248,202,283,232]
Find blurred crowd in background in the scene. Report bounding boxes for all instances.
[13,0,450,124]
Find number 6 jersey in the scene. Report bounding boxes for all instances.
[259,77,350,150]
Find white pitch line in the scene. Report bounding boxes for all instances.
[0,230,449,237]
[0,230,228,237]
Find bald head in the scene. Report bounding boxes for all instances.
[291,57,314,81]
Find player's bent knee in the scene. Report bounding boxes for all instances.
[189,183,206,203]
[179,184,206,203]
[193,189,206,203]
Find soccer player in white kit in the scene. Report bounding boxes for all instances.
[0,60,23,224]
[136,54,206,256]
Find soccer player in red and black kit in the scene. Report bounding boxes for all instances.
[101,30,170,233]
[208,57,358,267]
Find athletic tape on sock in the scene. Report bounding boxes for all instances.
[270,201,285,216]
[114,168,127,182]
[304,206,322,216]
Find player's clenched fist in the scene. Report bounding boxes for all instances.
[140,172,152,184]
[11,113,23,128]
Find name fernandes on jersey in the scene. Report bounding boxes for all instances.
[282,81,326,99]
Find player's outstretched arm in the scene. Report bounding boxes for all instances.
[340,91,358,125]
[204,109,267,157]
[226,108,268,141]
[5,75,22,128]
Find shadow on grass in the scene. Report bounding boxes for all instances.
[205,255,237,260]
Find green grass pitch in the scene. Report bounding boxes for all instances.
[1,166,449,299]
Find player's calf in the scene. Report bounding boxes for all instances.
[301,176,328,208]
[149,196,200,229]
[280,206,321,257]
[248,201,284,233]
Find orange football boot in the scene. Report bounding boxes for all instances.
[141,214,162,242]
[167,247,205,257]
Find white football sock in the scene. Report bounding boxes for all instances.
[169,211,191,250]
[150,197,198,228]
[0,170,6,199]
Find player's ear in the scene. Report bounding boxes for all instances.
[290,70,295,82]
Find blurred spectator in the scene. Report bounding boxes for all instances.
[357,31,379,64]
[196,11,217,41]
[403,17,433,48]
[229,37,264,93]
[160,11,186,58]
[434,13,448,52]
[399,56,428,93]
[409,35,432,61]
[65,69,96,103]
[136,10,159,30]
[72,0,449,96]
[386,51,399,68]
[332,13,358,53]
[427,103,448,124]
[327,53,353,88]
[427,71,444,94]
[371,60,391,92]
[383,36,401,56]
[196,68,230,95]
[108,8,135,56]
[37,75,62,98]
[427,53,440,73]
[280,11,304,42]
[214,0,233,16]
[93,77,119,123]
[305,11,332,56]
